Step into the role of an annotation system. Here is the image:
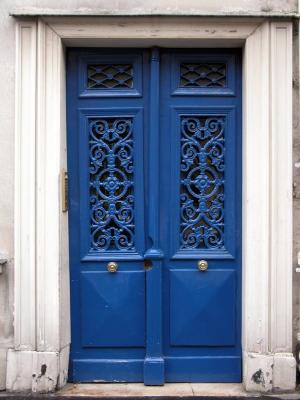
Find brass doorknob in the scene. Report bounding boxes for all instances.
[107,262,118,273]
[198,260,208,271]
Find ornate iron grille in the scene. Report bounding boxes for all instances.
[180,63,226,88]
[89,117,135,251]
[180,116,225,249]
[87,64,133,89]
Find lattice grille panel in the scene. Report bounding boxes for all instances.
[180,63,226,88]
[87,64,134,89]
[89,117,135,251]
[180,116,225,249]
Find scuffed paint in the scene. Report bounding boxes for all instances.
[250,367,273,390]
[251,369,265,386]
[32,363,56,393]
[244,353,273,392]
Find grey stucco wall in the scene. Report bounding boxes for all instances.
[0,0,17,391]
[0,0,299,391]
[7,0,299,15]
[293,20,300,358]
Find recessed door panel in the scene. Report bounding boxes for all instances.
[80,271,145,347]
[170,269,236,346]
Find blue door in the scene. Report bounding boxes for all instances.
[67,48,242,384]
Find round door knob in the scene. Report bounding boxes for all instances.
[198,260,208,271]
[107,262,118,273]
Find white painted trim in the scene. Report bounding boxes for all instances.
[242,20,271,355]
[243,352,273,392]
[36,20,66,352]
[42,16,264,48]
[270,22,293,354]
[273,353,296,392]
[44,16,262,40]
[11,16,295,392]
[6,346,69,392]
[11,18,69,393]
[14,20,37,351]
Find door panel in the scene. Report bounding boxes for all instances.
[67,49,148,382]
[160,49,242,382]
[170,269,236,346]
[67,48,242,384]
[80,271,145,347]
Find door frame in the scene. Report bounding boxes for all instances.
[9,16,295,392]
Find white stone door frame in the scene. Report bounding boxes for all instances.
[8,16,295,393]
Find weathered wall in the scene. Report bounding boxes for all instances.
[293,19,300,357]
[8,0,299,15]
[0,0,299,391]
[0,0,17,391]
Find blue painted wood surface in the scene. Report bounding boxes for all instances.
[143,48,164,385]
[67,48,242,384]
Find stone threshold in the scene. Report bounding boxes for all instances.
[0,384,300,400]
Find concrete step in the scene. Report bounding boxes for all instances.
[0,383,300,400]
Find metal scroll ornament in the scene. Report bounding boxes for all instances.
[89,117,135,251]
[180,116,225,249]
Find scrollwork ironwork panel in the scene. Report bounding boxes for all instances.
[89,117,135,251]
[87,64,133,89]
[180,116,225,249]
[180,63,226,88]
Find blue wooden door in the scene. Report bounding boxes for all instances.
[67,48,242,384]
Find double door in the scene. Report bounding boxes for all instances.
[67,48,242,384]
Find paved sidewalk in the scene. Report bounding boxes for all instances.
[0,383,300,399]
